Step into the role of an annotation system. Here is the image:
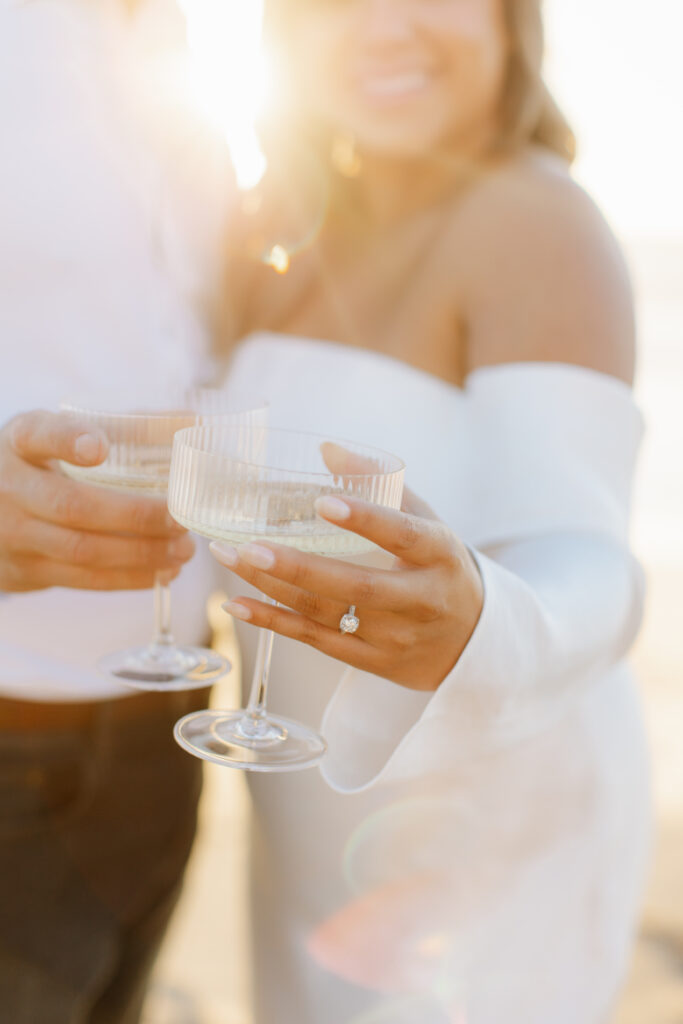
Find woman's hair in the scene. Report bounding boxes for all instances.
[262,0,576,165]
[499,0,576,162]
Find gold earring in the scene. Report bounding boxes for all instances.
[330,132,362,178]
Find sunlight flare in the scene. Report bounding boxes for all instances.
[176,0,269,189]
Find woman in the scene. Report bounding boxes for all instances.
[209,0,651,1021]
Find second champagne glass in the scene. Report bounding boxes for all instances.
[60,395,266,690]
[167,424,405,771]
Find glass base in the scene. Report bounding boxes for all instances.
[98,645,230,692]
[174,709,327,772]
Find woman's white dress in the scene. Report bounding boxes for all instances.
[222,332,651,1024]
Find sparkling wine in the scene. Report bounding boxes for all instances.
[60,444,171,495]
[175,513,373,555]
[168,424,405,772]
[172,481,374,555]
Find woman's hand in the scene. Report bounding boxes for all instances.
[210,491,483,692]
[0,410,195,593]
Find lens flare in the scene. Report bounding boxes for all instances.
[265,244,290,274]
[176,0,268,189]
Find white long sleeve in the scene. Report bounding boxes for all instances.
[320,363,645,792]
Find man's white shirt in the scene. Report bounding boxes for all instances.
[0,0,232,699]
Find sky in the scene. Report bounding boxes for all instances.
[544,0,683,240]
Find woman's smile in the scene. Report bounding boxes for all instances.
[352,65,438,105]
[285,0,508,157]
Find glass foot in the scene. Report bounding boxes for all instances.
[98,645,230,691]
[174,709,327,771]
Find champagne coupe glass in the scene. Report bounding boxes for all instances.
[59,394,267,691]
[167,424,405,771]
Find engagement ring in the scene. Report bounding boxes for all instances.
[339,605,360,635]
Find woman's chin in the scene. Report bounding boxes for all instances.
[350,127,448,163]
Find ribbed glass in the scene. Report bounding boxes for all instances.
[59,391,267,495]
[54,392,266,692]
[168,426,405,556]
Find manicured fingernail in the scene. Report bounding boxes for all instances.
[210,542,239,566]
[222,600,252,622]
[74,433,101,463]
[315,496,351,521]
[240,544,276,570]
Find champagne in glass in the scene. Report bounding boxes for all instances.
[59,394,267,690]
[167,424,405,770]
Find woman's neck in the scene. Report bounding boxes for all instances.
[333,133,498,232]
[341,155,465,230]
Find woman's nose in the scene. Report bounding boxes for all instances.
[359,0,416,45]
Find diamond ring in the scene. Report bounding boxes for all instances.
[339,605,360,635]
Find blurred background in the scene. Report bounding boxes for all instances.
[545,3,683,1019]
[141,1,683,1020]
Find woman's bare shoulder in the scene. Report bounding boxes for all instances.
[449,149,636,384]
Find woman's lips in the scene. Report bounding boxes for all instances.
[355,69,434,101]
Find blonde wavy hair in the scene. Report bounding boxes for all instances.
[499,0,576,162]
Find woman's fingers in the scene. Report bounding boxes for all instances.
[9,410,108,467]
[208,489,481,692]
[210,538,430,614]
[221,597,387,675]
[213,551,344,626]
[400,485,439,521]
[314,495,458,569]
[319,442,383,480]
[213,548,399,638]
[209,495,482,692]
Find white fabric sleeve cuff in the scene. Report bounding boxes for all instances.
[318,364,645,793]
[320,534,644,794]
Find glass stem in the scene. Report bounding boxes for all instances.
[152,572,175,650]
[245,596,276,725]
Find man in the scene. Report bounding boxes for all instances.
[0,1,230,1019]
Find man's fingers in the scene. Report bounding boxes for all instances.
[8,556,181,593]
[16,463,183,538]
[15,518,195,571]
[9,410,108,467]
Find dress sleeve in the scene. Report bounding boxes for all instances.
[320,363,645,794]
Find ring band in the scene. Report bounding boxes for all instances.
[339,605,360,635]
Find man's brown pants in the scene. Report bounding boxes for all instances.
[0,689,208,1024]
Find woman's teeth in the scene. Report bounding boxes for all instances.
[361,72,430,98]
